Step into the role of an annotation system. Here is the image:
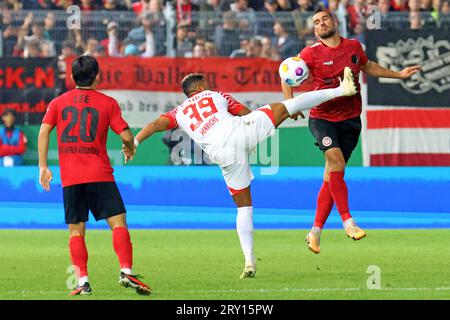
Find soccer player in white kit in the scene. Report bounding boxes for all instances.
[123,68,357,278]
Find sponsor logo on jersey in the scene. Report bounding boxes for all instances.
[323,60,334,65]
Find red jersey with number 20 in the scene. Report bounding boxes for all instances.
[161,90,245,158]
[299,37,368,122]
[42,89,129,187]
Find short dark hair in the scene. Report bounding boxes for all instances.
[71,55,99,87]
[313,8,333,18]
[181,73,206,97]
[2,109,17,117]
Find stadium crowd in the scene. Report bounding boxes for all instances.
[0,0,449,60]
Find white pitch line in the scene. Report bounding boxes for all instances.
[2,287,450,295]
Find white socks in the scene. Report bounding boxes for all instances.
[121,268,133,275]
[236,206,255,266]
[311,226,322,235]
[79,276,89,286]
[282,86,344,116]
[343,217,355,229]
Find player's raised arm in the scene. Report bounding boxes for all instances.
[361,60,421,79]
[281,80,294,99]
[38,123,54,192]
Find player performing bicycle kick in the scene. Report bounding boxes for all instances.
[122,68,357,278]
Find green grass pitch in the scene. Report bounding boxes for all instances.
[0,229,449,300]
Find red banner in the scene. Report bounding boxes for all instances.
[65,57,313,92]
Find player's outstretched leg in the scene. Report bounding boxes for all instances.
[270,66,357,128]
[68,223,92,295]
[231,186,256,279]
[107,214,152,295]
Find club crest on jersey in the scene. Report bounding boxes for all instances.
[322,137,332,147]
[351,55,359,64]
[323,60,334,65]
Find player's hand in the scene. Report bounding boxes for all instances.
[290,111,305,120]
[398,66,421,79]
[39,167,53,192]
[121,144,135,164]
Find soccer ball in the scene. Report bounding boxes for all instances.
[279,57,309,87]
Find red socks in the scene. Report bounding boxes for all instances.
[328,171,352,222]
[112,227,133,269]
[69,236,88,278]
[313,181,334,229]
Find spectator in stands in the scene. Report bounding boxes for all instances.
[56,41,76,95]
[379,0,395,29]
[192,42,207,57]
[204,41,218,56]
[0,110,27,167]
[132,0,151,15]
[245,37,263,57]
[272,19,298,59]
[231,0,258,37]
[439,0,450,28]
[93,43,107,57]
[65,28,84,55]
[409,10,423,28]
[347,0,367,35]
[80,0,101,11]
[277,0,297,11]
[125,11,165,56]
[177,0,199,26]
[101,21,121,56]
[1,3,19,55]
[350,21,365,43]
[214,11,240,56]
[84,37,99,55]
[44,12,56,40]
[176,22,194,56]
[22,19,57,57]
[36,0,60,10]
[292,0,315,39]
[391,0,408,10]
[102,0,129,11]
[257,0,283,38]
[409,0,422,12]
[198,0,223,40]
[261,35,273,58]
[230,38,249,57]
[409,0,436,27]
[248,0,265,11]
[420,0,433,10]
[328,0,349,37]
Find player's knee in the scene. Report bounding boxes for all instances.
[325,150,346,170]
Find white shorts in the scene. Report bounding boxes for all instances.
[213,106,276,194]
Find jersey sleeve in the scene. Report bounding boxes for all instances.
[109,99,130,135]
[356,41,369,65]
[219,92,246,115]
[299,46,313,67]
[42,99,58,127]
[160,108,178,130]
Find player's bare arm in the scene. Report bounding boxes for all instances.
[38,123,53,192]
[122,116,171,162]
[135,116,171,144]
[120,129,135,163]
[361,60,421,79]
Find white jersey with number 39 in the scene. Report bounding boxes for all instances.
[161,90,246,158]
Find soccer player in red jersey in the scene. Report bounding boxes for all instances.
[38,55,151,296]
[122,69,357,278]
[282,9,420,254]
